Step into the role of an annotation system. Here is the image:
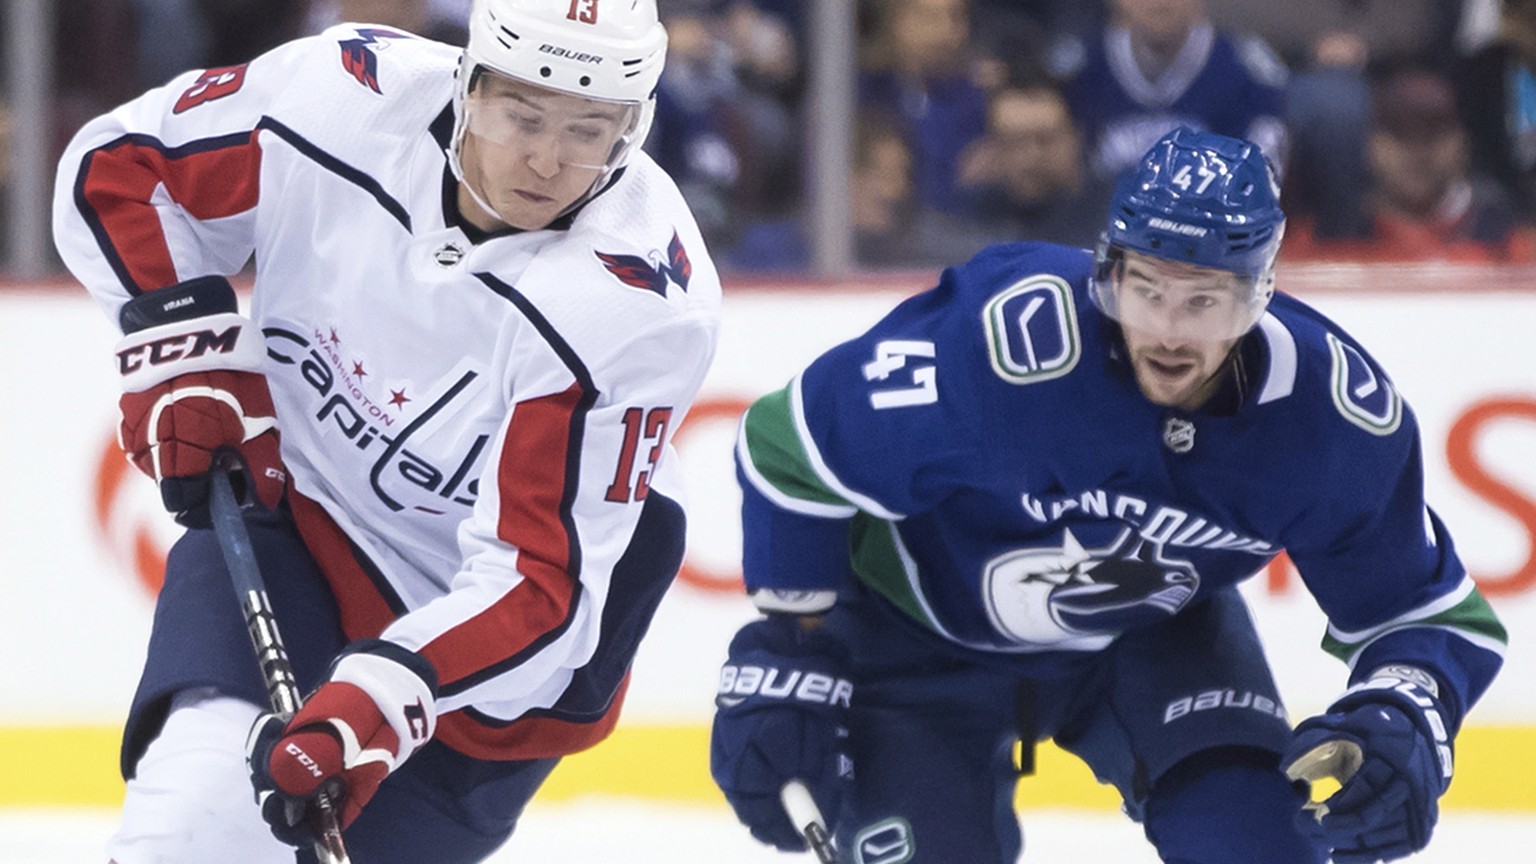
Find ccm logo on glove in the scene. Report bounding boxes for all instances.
[116,323,243,373]
[718,665,852,708]
[284,742,325,778]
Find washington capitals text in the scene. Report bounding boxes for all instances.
[265,326,488,514]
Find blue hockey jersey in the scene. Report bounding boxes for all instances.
[735,242,1505,730]
[1060,22,1289,182]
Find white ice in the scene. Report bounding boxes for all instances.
[3,802,1531,863]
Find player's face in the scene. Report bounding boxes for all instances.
[1114,251,1245,410]
[457,73,634,231]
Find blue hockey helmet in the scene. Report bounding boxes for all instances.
[1091,127,1286,341]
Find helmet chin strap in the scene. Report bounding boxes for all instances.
[445,143,504,229]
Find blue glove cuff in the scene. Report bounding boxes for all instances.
[1329,666,1453,791]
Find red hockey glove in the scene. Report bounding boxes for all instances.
[247,640,439,846]
[114,276,284,526]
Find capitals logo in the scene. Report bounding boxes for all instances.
[982,527,1199,646]
[339,28,408,93]
[595,231,692,297]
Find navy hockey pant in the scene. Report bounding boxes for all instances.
[824,588,1327,863]
[120,504,632,863]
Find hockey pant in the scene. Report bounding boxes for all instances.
[823,587,1327,864]
[110,506,560,864]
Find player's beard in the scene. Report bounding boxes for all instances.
[1126,338,1238,410]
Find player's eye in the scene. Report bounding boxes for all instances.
[1187,295,1218,310]
[507,111,544,133]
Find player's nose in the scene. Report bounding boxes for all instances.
[525,137,562,179]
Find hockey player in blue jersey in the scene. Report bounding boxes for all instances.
[709,127,1506,863]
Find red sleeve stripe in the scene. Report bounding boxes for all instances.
[74,131,261,294]
[288,489,406,642]
[425,381,597,694]
[435,674,631,760]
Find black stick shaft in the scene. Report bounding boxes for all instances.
[208,456,351,864]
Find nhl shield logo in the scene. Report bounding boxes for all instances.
[1162,417,1195,453]
[433,242,466,268]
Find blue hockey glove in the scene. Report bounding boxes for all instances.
[1281,666,1454,863]
[710,615,854,852]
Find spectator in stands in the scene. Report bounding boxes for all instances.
[858,0,990,215]
[0,101,10,259]
[1208,0,1457,239]
[1284,66,1536,263]
[304,0,470,43]
[1051,0,1288,186]
[1207,0,1457,72]
[961,1,1107,94]
[128,0,306,88]
[715,1,802,230]
[958,80,1110,248]
[1454,0,1536,219]
[727,112,987,272]
[647,1,798,253]
[126,0,210,88]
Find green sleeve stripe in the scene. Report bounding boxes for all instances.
[739,385,857,513]
[1322,584,1509,667]
[849,514,946,632]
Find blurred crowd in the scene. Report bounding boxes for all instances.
[11,0,1536,272]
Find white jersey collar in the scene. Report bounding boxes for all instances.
[1106,22,1216,108]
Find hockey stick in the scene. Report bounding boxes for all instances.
[781,780,836,864]
[208,451,351,864]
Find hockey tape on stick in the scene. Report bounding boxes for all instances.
[210,451,352,864]
[780,779,836,864]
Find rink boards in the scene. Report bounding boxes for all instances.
[2,263,1533,810]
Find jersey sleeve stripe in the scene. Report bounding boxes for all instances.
[736,390,858,518]
[435,675,631,760]
[415,275,602,698]
[289,489,409,641]
[74,130,261,294]
[426,382,591,695]
[789,372,905,520]
[1321,576,1509,668]
[255,117,412,230]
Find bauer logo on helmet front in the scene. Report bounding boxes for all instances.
[538,44,603,64]
[1147,218,1209,237]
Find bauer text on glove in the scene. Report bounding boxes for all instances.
[710,615,854,852]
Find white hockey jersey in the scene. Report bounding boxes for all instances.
[54,25,721,759]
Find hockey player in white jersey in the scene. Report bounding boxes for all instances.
[53,2,719,862]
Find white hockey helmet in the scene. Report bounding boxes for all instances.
[449,0,668,217]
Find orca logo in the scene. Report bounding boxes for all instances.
[983,527,1199,646]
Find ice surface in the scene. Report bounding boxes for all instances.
[3,801,1531,863]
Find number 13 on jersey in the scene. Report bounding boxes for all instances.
[606,406,672,502]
